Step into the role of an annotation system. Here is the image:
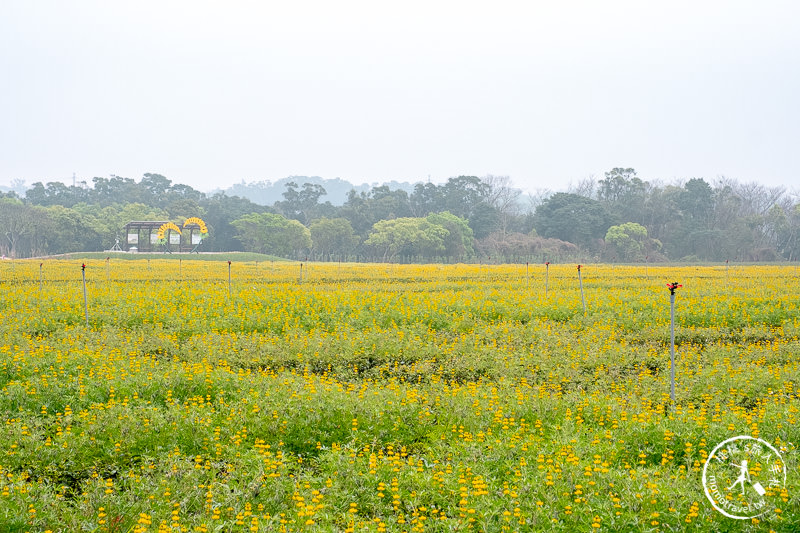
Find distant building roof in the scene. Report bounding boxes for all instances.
[124,221,171,229]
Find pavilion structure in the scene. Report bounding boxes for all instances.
[123,221,173,253]
[123,219,208,253]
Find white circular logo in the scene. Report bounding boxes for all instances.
[702,435,787,519]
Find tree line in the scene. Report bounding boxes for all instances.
[1,169,798,262]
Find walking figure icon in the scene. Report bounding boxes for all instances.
[727,460,750,494]
[726,460,767,496]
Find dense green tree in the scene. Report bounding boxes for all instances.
[167,199,205,220]
[441,176,489,218]
[426,212,474,259]
[367,186,413,221]
[139,173,173,204]
[597,168,649,224]
[467,203,500,239]
[231,213,311,257]
[364,218,448,261]
[533,193,614,250]
[0,199,50,257]
[409,182,443,216]
[642,184,682,245]
[604,222,649,262]
[25,181,89,207]
[89,176,141,206]
[340,186,413,239]
[671,178,718,259]
[199,193,268,252]
[679,178,715,224]
[277,181,328,225]
[310,217,359,260]
[42,205,103,254]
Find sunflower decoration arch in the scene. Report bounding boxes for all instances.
[183,217,209,253]
[157,222,182,253]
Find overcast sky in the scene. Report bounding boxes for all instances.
[2,1,798,194]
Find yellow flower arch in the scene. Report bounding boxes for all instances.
[156,222,182,240]
[183,217,208,234]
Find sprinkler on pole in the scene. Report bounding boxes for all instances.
[81,263,89,327]
[667,282,682,406]
[545,262,550,298]
[577,264,586,313]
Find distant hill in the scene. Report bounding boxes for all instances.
[215,176,419,206]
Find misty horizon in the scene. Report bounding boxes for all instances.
[2,1,799,195]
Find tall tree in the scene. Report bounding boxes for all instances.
[231,212,311,257]
[139,173,173,207]
[604,222,650,262]
[42,205,103,254]
[340,186,413,239]
[533,193,614,250]
[277,181,328,225]
[597,168,648,224]
[310,217,359,260]
[199,193,268,252]
[365,218,448,261]
[483,175,522,236]
[671,178,717,259]
[0,199,49,258]
[441,176,490,220]
[409,182,443,216]
[426,212,475,259]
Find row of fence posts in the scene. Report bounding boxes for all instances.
[9,258,687,405]
[69,259,685,408]
[4,258,793,287]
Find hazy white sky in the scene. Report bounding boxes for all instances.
[2,0,798,193]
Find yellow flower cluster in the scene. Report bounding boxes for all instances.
[0,259,797,530]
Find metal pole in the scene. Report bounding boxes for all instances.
[578,264,586,313]
[670,292,676,404]
[299,263,304,283]
[526,262,529,289]
[227,260,232,298]
[81,263,89,327]
[667,282,681,406]
[545,262,550,298]
[39,263,43,292]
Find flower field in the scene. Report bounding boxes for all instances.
[0,259,798,532]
